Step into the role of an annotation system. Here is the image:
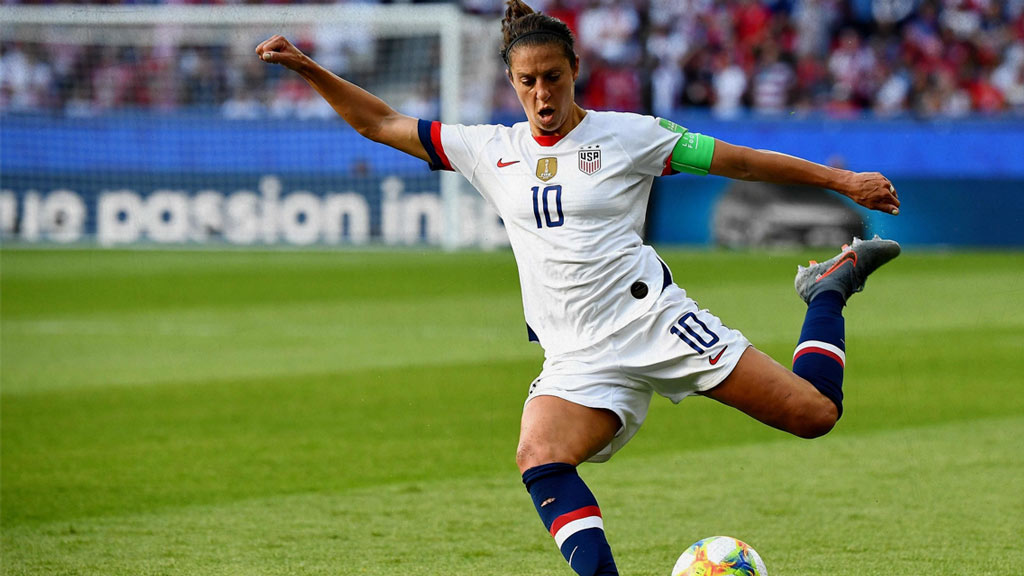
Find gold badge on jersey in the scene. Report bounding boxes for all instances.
[536,157,558,182]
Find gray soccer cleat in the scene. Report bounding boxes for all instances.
[795,235,901,304]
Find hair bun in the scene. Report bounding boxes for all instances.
[499,0,576,66]
[503,0,535,24]
[502,0,536,44]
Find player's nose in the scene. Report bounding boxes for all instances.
[534,81,551,101]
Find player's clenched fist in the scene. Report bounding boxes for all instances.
[842,171,901,216]
[256,35,309,72]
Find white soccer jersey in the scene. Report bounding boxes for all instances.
[419,111,703,356]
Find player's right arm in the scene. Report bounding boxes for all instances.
[256,35,429,164]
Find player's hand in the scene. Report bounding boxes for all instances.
[256,35,310,72]
[841,171,901,216]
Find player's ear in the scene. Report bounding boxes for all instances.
[506,68,514,84]
[571,55,580,81]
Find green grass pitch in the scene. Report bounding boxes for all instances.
[2,247,1022,575]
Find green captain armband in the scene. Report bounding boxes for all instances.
[658,118,716,176]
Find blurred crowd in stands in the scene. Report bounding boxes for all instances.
[2,0,1023,120]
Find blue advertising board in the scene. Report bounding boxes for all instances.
[2,113,1022,247]
[649,176,1024,248]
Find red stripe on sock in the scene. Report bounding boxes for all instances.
[549,505,602,537]
[793,346,845,368]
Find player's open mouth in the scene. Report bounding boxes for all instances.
[538,107,555,122]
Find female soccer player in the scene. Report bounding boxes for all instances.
[257,2,901,574]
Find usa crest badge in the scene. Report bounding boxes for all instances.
[578,146,601,175]
[536,157,558,182]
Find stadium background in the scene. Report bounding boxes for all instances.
[2,0,1023,248]
[3,2,1024,576]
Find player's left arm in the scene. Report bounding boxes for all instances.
[708,140,901,215]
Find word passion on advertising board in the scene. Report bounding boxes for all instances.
[0,175,509,248]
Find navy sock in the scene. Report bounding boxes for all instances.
[793,290,846,417]
[522,463,618,576]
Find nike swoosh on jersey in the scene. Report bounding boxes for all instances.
[497,158,521,168]
[708,346,728,366]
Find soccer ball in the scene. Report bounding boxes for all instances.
[671,536,767,576]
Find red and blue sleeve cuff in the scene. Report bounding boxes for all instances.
[417,119,453,172]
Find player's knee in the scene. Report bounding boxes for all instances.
[515,441,549,473]
[516,440,572,474]
[791,399,838,439]
[794,415,837,439]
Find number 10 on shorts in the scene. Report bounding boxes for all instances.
[670,312,720,354]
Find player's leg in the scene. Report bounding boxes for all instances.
[517,395,620,470]
[706,236,901,436]
[703,346,839,438]
[517,395,621,576]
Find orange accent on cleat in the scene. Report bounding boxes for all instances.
[816,251,858,283]
[794,236,901,304]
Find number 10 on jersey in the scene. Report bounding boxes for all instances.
[532,185,564,229]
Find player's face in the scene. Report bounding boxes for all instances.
[507,43,580,135]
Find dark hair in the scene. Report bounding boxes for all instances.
[500,0,577,67]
